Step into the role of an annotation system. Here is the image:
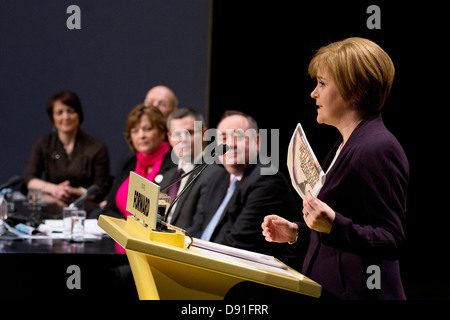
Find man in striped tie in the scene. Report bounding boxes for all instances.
[163,108,207,229]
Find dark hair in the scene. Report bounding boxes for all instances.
[46,90,84,124]
[166,107,206,131]
[219,110,258,131]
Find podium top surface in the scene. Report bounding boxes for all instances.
[98,215,321,298]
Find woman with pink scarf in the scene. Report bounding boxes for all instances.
[100,105,175,219]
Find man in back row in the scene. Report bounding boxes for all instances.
[144,85,178,118]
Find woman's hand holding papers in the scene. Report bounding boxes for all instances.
[302,192,335,234]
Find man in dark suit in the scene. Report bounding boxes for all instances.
[189,111,301,268]
[160,108,207,230]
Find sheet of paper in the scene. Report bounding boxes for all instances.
[287,123,326,199]
[190,245,296,277]
[187,238,287,270]
[3,219,105,240]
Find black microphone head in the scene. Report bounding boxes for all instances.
[215,144,230,156]
[202,144,230,165]
[69,184,100,209]
[8,175,21,187]
[86,184,100,196]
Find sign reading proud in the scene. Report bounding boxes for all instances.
[126,171,159,231]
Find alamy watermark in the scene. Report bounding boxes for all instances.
[66,264,81,290]
[366,265,381,290]
[66,5,81,30]
[67,5,381,31]
[170,121,279,175]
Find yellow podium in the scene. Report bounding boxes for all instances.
[98,215,321,300]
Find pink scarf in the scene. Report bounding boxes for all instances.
[115,142,170,218]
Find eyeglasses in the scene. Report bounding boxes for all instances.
[169,129,196,140]
[147,100,171,108]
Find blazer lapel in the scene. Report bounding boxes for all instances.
[169,163,201,223]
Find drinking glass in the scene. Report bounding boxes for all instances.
[71,209,86,242]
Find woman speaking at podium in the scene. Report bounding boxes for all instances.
[262,38,409,299]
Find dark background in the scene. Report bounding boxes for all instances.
[209,1,449,299]
[0,0,211,177]
[1,0,448,299]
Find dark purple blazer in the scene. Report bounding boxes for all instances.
[298,112,409,299]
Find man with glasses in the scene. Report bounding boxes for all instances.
[143,85,178,118]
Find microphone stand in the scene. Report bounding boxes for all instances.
[153,159,212,247]
[160,144,228,194]
[162,160,210,223]
[155,158,211,233]
[159,162,207,193]
[155,145,228,232]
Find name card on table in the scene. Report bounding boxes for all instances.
[126,171,159,231]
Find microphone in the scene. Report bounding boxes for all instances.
[68,184,99,209]
[212,143,230,157]
[0,175,21,191]
[159,144,229,226]
[160,144,229,193]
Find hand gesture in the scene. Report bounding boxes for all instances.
[261,214,298,243]
[302,192,335,234]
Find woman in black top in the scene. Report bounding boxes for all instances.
[22,90,110,209]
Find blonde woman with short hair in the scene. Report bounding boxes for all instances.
[262,38,409,299]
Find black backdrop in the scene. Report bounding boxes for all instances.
[209,1,449,299]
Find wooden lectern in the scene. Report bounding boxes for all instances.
[98,215,321,300]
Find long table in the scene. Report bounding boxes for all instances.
[0,200,135,299]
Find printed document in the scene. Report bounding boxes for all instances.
[287,123,326,198]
